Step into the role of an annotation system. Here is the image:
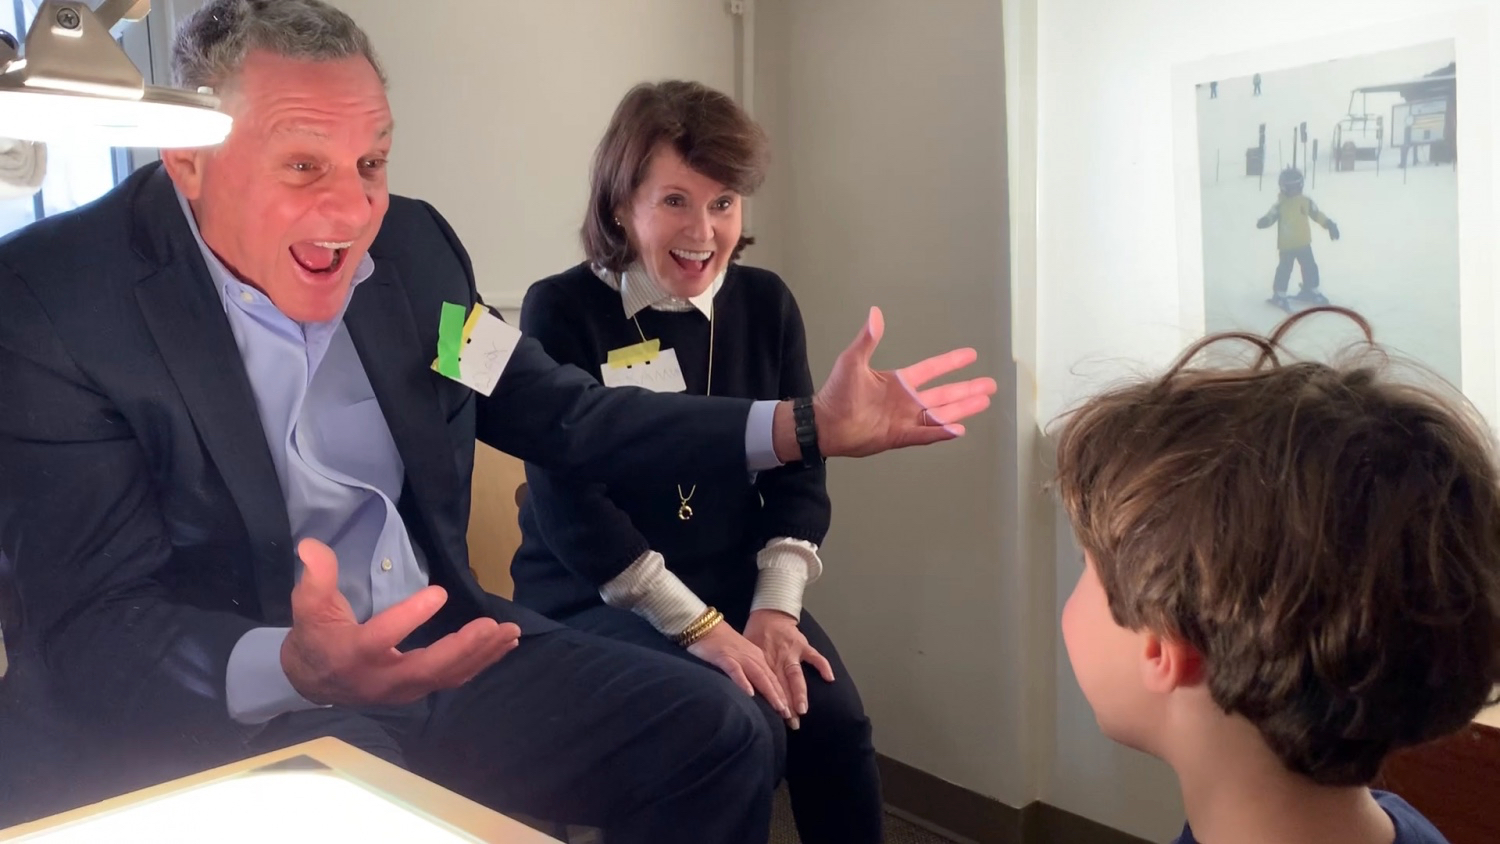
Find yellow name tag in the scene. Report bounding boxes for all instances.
[605,339,661,368]
[601,340,687,392]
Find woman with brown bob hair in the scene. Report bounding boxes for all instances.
[510,80,882,842]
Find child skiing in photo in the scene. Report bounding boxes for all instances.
[1257,166,1341,311]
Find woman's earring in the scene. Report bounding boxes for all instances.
[613,217,622,228]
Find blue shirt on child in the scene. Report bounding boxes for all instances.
[1172,791,1448,844]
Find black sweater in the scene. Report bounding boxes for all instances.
[510,262,830,617]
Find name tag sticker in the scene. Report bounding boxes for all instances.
[601,341,687,393]
[431,303,521,397]
[606,339,660,368]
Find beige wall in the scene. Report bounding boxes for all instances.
[329,0,739,309]
[752,0,1023,807]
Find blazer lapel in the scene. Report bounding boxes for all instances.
[130,173,295,622]
[343,263,464,568]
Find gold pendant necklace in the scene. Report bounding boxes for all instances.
[633,305,714,521]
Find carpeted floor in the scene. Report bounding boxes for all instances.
[768,786,960,844]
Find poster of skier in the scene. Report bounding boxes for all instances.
[1192,40,1459,387]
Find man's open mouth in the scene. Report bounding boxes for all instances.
[290,240,353,275]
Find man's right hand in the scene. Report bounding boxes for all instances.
[281,538,520,706]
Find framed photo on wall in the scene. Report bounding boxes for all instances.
[1171,7,1497,423]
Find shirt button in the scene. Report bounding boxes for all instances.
[380,558,393,572]
[239,290,254,304]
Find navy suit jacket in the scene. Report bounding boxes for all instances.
[0,163,754,821]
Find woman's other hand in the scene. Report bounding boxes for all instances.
[688,621,797,725]
[743,609,835,723]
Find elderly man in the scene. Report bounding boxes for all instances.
[0,0,993,839]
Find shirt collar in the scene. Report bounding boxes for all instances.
[592,261,724,320]
[173,186,375,322]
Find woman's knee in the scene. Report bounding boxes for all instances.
[798,677,875,752]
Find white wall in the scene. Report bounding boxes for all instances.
[751,0,1184,834]
[1006,2,1188,836]
[752,0,1024,809]
[328,0,739,308]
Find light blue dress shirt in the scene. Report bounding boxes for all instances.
[175,193,785,724]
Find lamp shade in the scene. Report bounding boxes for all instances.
[0,86,231,147]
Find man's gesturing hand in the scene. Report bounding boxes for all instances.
[281,539,520,706]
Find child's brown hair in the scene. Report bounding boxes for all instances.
[1053,307,1500,786]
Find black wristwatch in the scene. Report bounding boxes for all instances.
[792,396,823,468]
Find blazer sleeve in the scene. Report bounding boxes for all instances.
[752,278,831,546]
[0,264,256,745]
[517,279,654,585]
[415,202,758,485]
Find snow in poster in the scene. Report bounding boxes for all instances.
[1193,39,1460,387]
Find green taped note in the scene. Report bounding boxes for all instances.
[436,301,465,379]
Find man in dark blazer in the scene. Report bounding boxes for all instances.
[0,1,993,838]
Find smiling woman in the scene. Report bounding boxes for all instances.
[580,80,766,289]
[510,80,886,844]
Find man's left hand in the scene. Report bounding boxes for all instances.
[781,307,996,461]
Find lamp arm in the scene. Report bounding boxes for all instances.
[93,0,151,34]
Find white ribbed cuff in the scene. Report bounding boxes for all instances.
[599,550,708,638]
[750,539,822,619]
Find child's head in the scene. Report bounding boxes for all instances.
[1053,308,1500,787]
[1278,166,1305,196]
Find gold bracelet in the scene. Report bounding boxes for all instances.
[676,608,722,647]
[681,611,722,647]
[676,607,724,648]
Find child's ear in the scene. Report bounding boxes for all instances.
[1140,632,1206,693]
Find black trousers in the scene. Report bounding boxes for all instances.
[1273,245,1320,294]
[250,623,778,844]
[561,602,885,844]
